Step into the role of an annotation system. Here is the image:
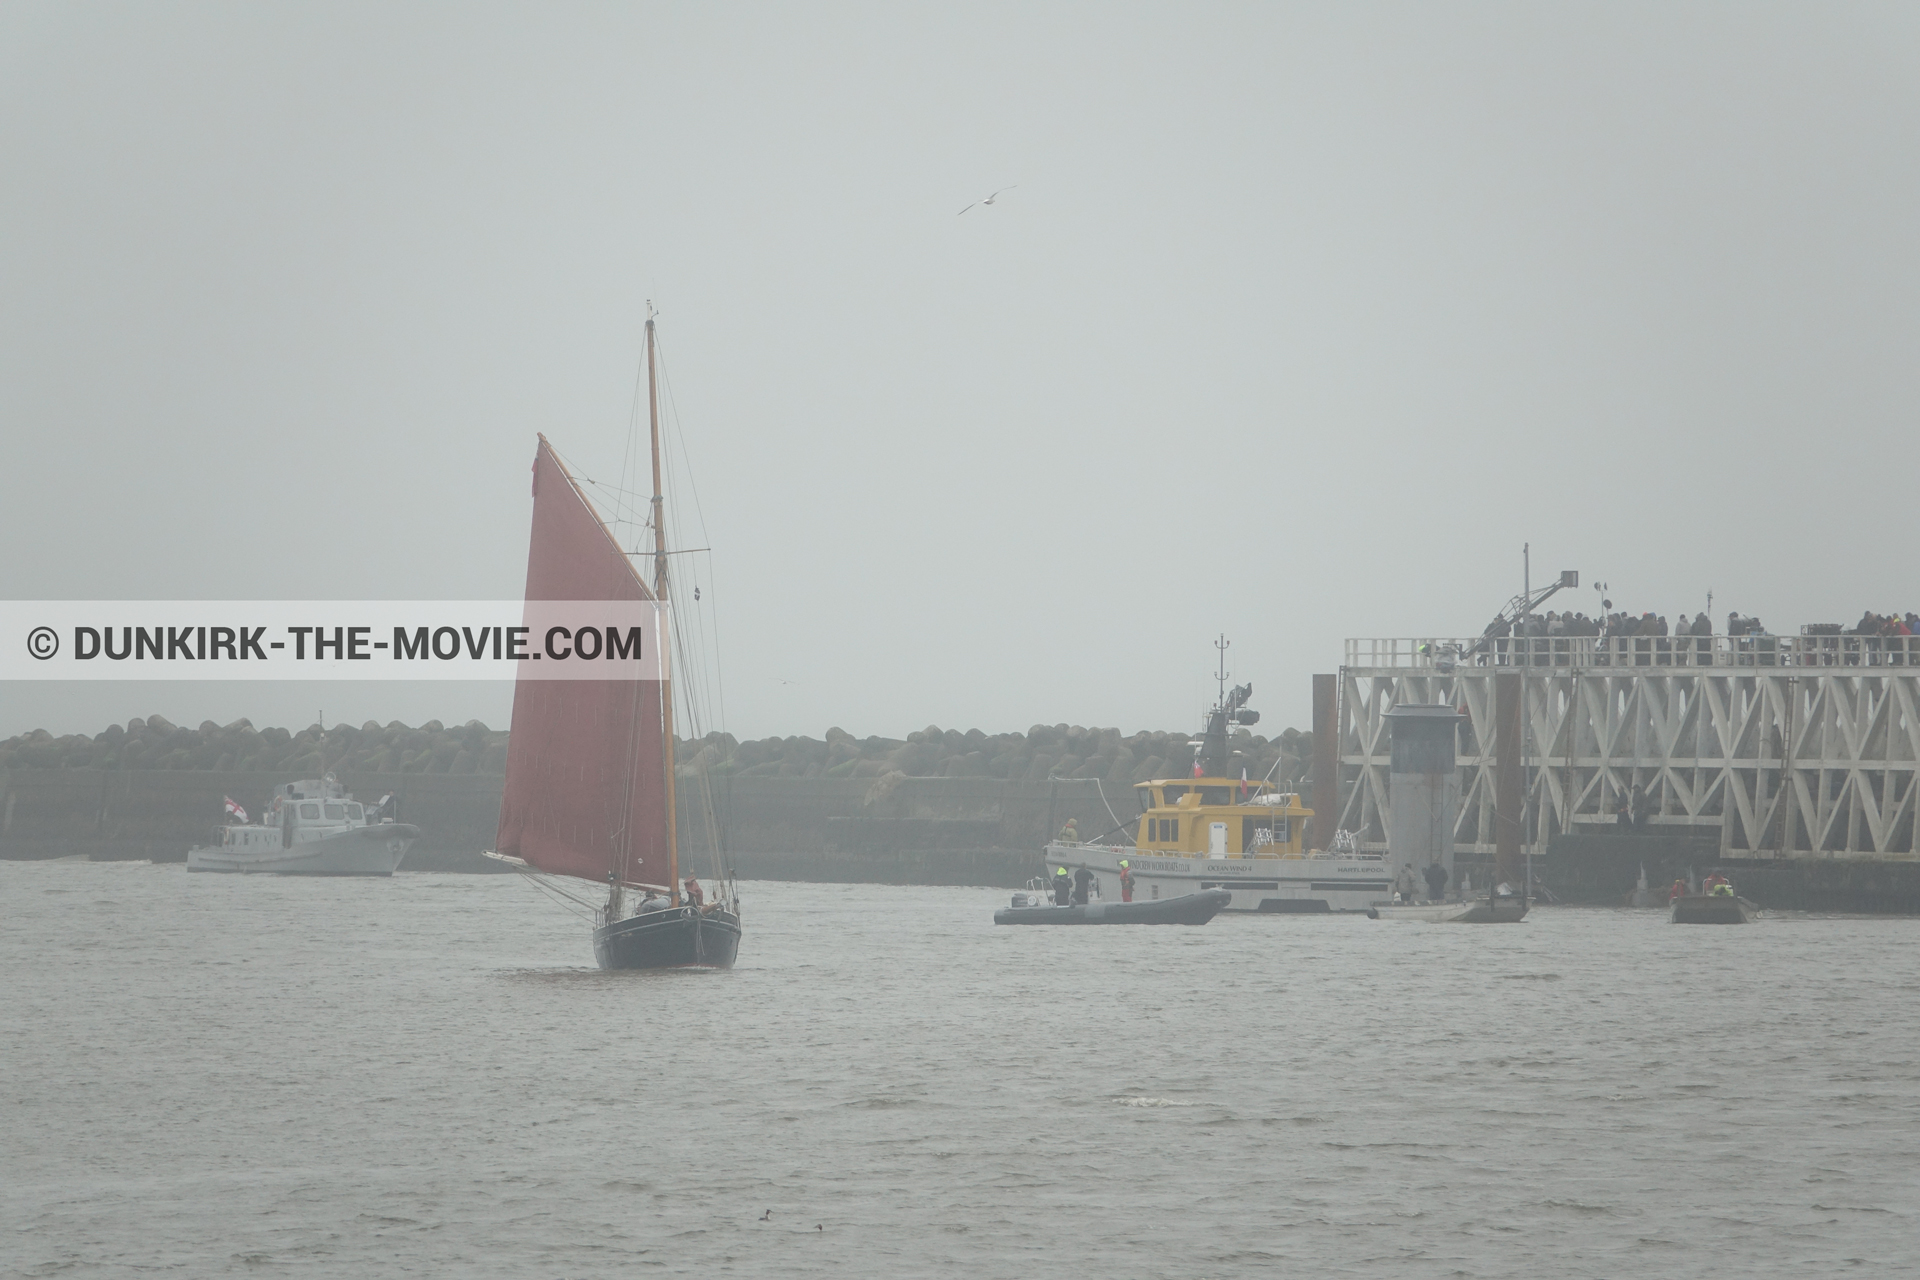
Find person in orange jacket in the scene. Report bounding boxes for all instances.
[1669,879,1688,903]
[1119,860,1135,902]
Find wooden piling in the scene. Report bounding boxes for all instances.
[1495,671,1523,884]
[1312,674,1337,850]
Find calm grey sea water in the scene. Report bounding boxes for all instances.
[4,862,1917,1279]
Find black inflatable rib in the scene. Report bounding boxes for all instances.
[994,889,1232,926]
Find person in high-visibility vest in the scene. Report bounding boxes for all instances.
[1052,866,1072,907]
[1118,860,1135,902]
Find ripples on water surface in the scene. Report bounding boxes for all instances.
[3,862,1917,1277]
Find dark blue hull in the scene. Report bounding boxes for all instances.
[592,906,742,970]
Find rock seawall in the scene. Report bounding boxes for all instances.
[0,768,1132,888]
[0,715,1315,791]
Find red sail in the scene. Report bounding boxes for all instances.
[495,436,668,885]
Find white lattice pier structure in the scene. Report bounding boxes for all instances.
[1335,634,1920,861]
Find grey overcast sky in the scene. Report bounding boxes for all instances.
[3,3,1917,742]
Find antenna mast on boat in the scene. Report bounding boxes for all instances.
[646,304,682,906]
[1214,634,1230,711]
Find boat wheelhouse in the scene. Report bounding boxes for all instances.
[1132,780,1311,858]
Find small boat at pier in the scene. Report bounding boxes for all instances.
[1670,893,1750,924]
[1367,886,1528,924]
[995,888,1231,926]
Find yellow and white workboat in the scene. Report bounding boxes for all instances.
[1049,781,1389,913]
[1045,668,1391,913]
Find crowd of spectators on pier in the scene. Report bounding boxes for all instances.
[1849,610,1919,640]
[1473,607,1919,667]
[1485,610,1748,642]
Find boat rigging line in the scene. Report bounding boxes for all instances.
[654,327,729,741]
[1051,776,1128,834]
[512,867,608,922]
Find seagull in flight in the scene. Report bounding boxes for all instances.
[958,186,1017,215]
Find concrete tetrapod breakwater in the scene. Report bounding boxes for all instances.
[0,768,1136,887]
[0,716,1317,795]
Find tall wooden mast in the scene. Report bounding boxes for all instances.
[646,307,681,904]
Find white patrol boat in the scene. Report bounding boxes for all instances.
[1047,667,1391,913]
[186,777,419,876]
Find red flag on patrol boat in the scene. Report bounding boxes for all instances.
[1192,758,1203,778]
[223,796,248,823]
[1240,768,1248,798]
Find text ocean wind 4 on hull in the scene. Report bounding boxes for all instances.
[485,309,740,970]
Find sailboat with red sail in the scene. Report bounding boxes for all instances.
[486,312,740,970]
